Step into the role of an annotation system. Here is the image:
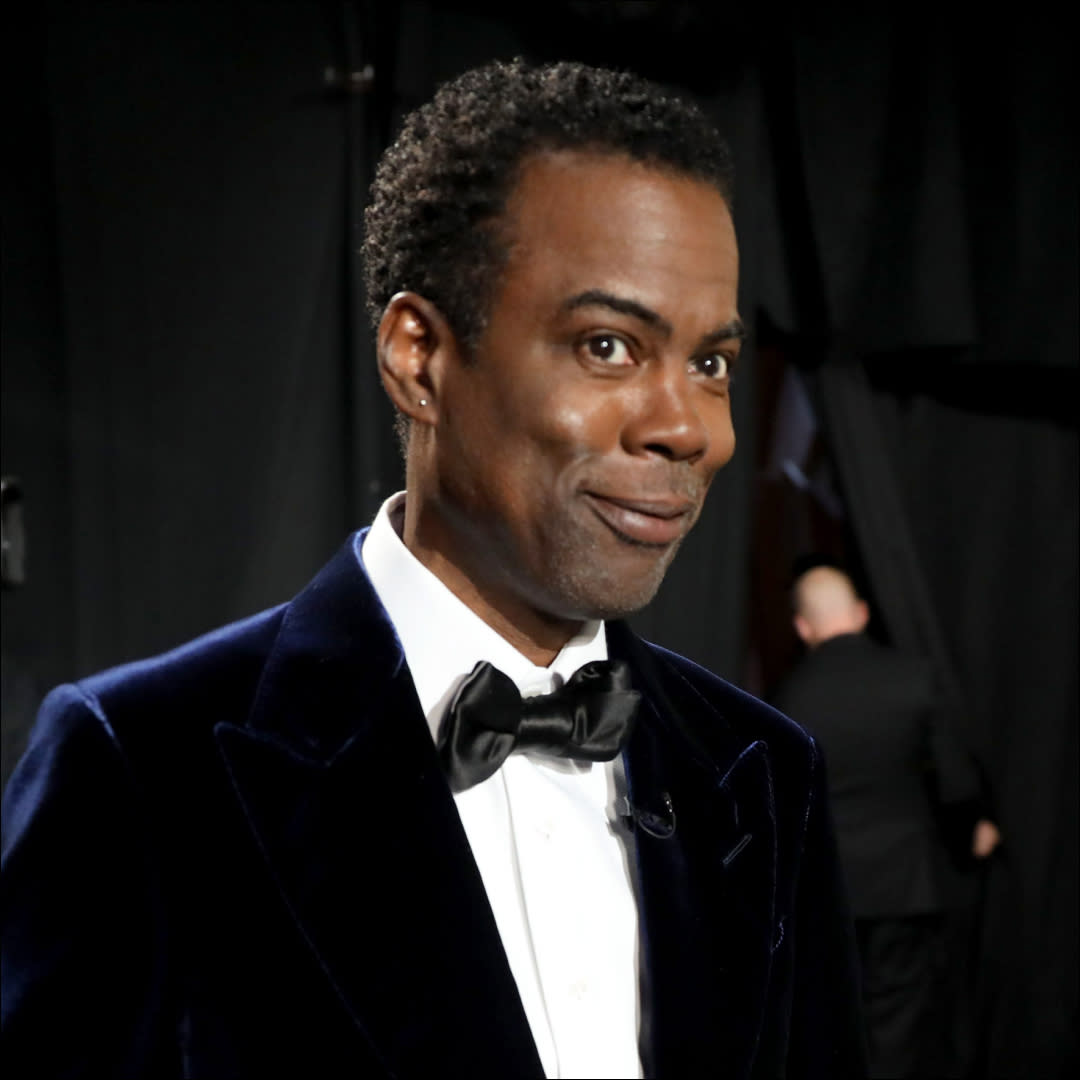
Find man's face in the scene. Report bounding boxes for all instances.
[420,150,742,638]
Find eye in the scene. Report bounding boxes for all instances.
[582,334,633,365]
[691,353,731,380]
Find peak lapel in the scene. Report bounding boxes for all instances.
[216,535,543,1077]
[609,623,779,1079]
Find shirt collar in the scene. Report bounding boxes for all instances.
[360,492,608,742]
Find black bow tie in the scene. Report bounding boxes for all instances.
[437,659,641,793]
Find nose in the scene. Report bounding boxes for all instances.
[621,364,711,463]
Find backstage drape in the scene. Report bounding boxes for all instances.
[3,3,1075,1073]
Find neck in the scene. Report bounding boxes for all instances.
[810,627,861,648]
[413,545,582,666]
[400,494,583,668]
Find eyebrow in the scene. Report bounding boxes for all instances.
[560,289,747,350]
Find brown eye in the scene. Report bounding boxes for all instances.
[585,335,632,364]
[693,354,730,380]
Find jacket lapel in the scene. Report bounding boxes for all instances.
[212,539,779,1077]
[215,535,543,1077]
[609,623,779,1079]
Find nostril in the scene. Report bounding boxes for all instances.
[643,440,705,462]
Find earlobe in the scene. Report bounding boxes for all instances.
[376,292,453,422]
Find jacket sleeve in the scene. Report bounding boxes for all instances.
[1,685,175,1079]
[922,675,993,867]
[924,676,981,806]
[782,738,869,1079]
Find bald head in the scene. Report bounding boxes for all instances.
[792,566,870,648]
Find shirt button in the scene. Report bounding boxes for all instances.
[569,979,589,1000]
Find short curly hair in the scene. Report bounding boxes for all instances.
[361,57,734,351]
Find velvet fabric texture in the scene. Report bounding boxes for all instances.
[1,533,866,1078]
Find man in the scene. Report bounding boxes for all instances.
[2,60,865,1077]
[772,561,999,1078]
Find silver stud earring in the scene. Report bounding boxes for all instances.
[418,398,428,407]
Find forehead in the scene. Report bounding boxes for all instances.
[495,150,738,324]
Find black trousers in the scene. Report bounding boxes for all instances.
[855,913,945,1079]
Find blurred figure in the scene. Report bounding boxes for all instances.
[772,561,1000,1079]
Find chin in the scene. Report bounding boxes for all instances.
[546,558,674,622]
[523,523,683,622]
[583,589,664,621]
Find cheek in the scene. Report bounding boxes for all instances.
[707,414,737,472]
[538,390,623,454]
[494,398,607,519]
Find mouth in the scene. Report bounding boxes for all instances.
[582,492,696,547]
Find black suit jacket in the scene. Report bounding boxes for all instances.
[2,534,866,1078]
[772,633,979,920]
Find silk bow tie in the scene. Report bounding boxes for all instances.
[437,659,641,793]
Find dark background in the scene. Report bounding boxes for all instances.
[3,2,1075,1075]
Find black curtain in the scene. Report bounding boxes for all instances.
[3,2,1075,1073]
[770,7,1077,1075]
[3,1,403,750]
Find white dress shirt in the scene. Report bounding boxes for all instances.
[361,492,642,1079]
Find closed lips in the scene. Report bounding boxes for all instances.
[583,493,694,544]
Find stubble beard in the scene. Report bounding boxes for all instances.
[536,522,684,622]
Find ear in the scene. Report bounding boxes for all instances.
[793,613,815,647]
[376,291,461,425]
[852,599,870,633]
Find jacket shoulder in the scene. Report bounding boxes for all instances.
[5,606,289,848]
[51,605,288,755]
[773,634,937,716]
[86,606,283,701]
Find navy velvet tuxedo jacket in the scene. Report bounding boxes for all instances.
[1,534,866,1078]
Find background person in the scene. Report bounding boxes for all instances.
[772,559,999,1078]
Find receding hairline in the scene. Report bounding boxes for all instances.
[450,145,736,353]
[493,144,735,264]
[361,57,737,345]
